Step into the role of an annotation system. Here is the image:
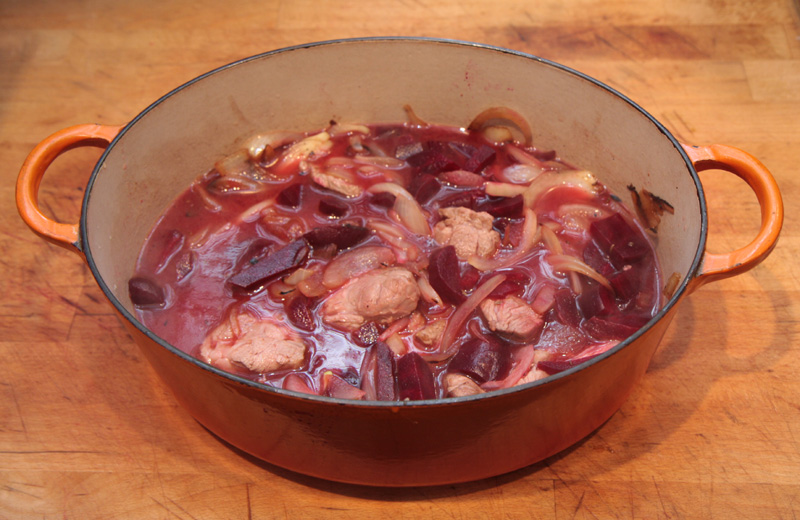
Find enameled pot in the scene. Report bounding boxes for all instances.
[16,38,783,487]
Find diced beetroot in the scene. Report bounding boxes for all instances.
[428,246,466,305]
[488,279,524,299]
[284,294,315,331]
[406,141,464,174]
[475,195,524,218]
[537,354,600,375]
[228,239,310,290]
[372,341,397,401]
[397,352,436,401]
[582,241,615,276]
[353,322,380,347]
[408,174,441,204]
[553,288,582,328]
[302,224,370,250]
[577,280,615,319]
[438,188,480,210]
[129,277,165,308]
[318,197,349,218]
[462,145,496,173]
[369,192,396,208]
[276,183,303,208]
[459,264,481,291]
[447,337,511,384]
[583,315,646,340]
[589,213,651,269]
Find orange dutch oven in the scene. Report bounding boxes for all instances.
[16,38,783,486]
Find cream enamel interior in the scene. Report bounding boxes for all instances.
[83,39,702,319]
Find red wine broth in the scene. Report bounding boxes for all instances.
[130,118,663,400]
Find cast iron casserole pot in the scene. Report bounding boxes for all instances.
[16,38,783,487]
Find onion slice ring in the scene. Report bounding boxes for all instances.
[467,107,533,146]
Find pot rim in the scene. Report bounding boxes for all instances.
[81,36,707,408]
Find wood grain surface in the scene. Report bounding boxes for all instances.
[2,0,798,518]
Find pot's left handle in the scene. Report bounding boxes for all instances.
[16,124,123,255]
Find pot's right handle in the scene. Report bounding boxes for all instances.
[682,143,783,292]
[16,124,123,255]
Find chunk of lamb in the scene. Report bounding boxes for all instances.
[445,373,485,397]
[321,267,421,331]
[200,311,307,374]
[433,206,500,259]
[479,295,544,342]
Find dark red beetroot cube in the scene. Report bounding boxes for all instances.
[318,197,349,218]
[582,241,615,277]
[408,174,441,204]
[129,277,165,308]
[589,213,651,269]
[537,354,601,375]
[448,337,511,384]
[284,294,315,332]
[406,141,464,174]
[462,145,496,173]
[228,239,310,290]
[438,188,480,210]
[553,288,582,328]
[488,270,528,299]
[302,224,370,251]
[583,314,647,341]
[460,264,481,291]
[577,280,616,319]
[276,183,303,208]
[428,246,466,305]
[397,352,436,401]
[371,341,397,401]
[475,195,524,219]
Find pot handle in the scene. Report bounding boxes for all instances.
[682,143,783,291]
[16,124,123,255]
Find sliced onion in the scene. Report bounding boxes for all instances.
[403,104,429,127]
[243,131,304,160]
[497,163,542,185]
[480,125,515,144]
[215,149,251,177]
[366,219,421,263]
[541,225,581,293]
[368,183,431,236]
[420,274,507,362]
[467,107,533,146]
[322,246,397,289]
[506,145,548,169]
[485,182,528,198]
[328,123,371,137]
[548,254,612,290]
[523,170,599,208]
[237,199,274,223]
[353,155,407,169]
[417,273,444,306]
[481,344,536,391]
[468,208,540,271]
[194,183,222,212]
[283,373,317,395]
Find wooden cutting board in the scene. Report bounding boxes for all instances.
[1,0,798,517]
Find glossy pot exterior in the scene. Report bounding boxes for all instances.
[16,38,783,486]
